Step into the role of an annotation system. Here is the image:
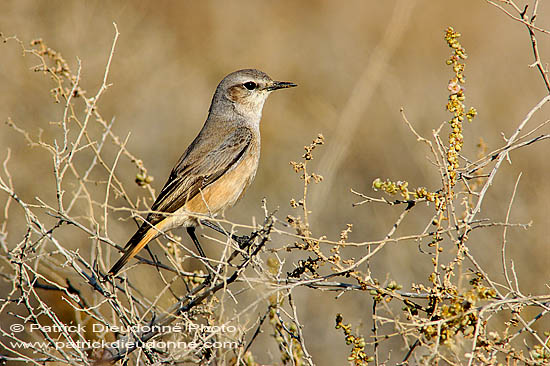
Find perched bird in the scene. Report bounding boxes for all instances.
[108,69,296,276]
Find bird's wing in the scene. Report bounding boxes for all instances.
[108,126,254,275]
[144,126,253,227]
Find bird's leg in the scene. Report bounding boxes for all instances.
[186,226,213,282]
[200,220,251,249]
[187,226,207,258]
[199,220,226,236]
[199,220,253,265]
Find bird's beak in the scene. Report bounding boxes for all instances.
[266,81,297,91]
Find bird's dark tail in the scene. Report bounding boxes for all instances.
[108,222,164,276]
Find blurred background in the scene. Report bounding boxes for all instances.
[1,1,549,364]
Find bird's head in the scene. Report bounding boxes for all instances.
[212,69,296,122]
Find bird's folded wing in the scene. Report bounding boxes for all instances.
[143,126,253,226]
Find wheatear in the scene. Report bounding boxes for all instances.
[109,69,296,276]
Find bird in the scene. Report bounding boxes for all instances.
[108,69,296,276]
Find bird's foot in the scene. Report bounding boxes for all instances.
[204,272,213,285]
[232,234,251,249]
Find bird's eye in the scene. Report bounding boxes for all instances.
[243,81,257,90]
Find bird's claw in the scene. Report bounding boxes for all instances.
[232,234,250,248]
